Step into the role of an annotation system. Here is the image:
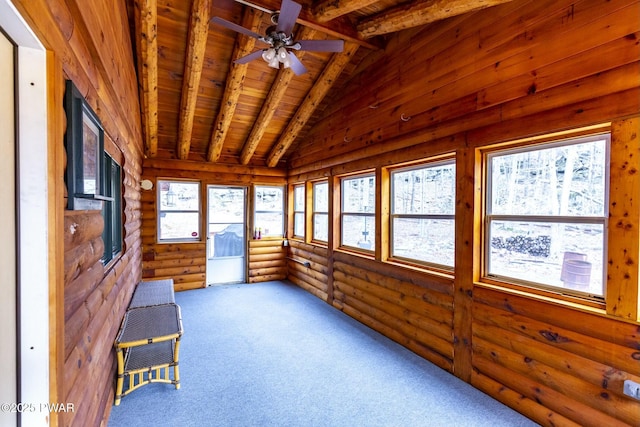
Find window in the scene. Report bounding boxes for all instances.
[102,154,122,264]
[341,173,375,250]
[158,180,201,242]
[64,79,107,210]
[390,159,455,268]
[293,184,305,238]
[484,134,609,297]
[255,185,284,237]
[313,181,328,242]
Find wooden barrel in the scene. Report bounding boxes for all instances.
[563,259,592,290]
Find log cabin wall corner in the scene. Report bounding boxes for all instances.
[141,159,288,289]
[286,0,640,426]
[11,0,144,425]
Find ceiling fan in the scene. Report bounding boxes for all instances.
[211,0,344,75]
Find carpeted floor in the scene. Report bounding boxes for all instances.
[108,281,539,427]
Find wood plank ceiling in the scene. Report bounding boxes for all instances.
[129,0,515,167]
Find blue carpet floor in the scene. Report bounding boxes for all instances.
[108,281,539,427]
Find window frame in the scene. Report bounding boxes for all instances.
[102,153,122,264]
[481,132,610,301]
[157,179,202,243]
[64,79,108,210]
[389,157,456,271]
[292,183,305,239]
[340,172,376,253]
[312,180,329,243]
[254,185,285,238]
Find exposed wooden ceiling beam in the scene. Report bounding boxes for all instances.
[176,0,210,160]
[133,0,158,158]
[266,41,359,167]
[357,0,517,39]
[234,0,380,50]
[313,0,379,23]
[207,8,264,162]
[239,27,316,165]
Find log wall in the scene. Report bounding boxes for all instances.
[249,239,288,283]
[287,0,640,426]
[11,0,144,425]
[142,159,287,289]
[287,241,329,300]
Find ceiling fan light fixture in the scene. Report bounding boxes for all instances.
[262,48,276,62]
[267,55,280,69]
[277,47,289,62]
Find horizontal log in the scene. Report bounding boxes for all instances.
[471,370,578,427]
[248,246,286,256]
[248,252,287,263]
[474,296,640,374]
[334,279,453,355]
[473,348,628,427]
[248,273,286,283]
[175,281,206,291]
[333,290,453,372]
[64,236,104,285]
[64,210,104,249]
[289,246,330,268]
[248,259,287,269]
[474,335,638,425]
[473,320,640,400]
[333,251,454,296]
[142,257,206,269]
[288,240,329,257]
[249,266,288,277]
[249,238,285,248]
[64,300,90,360]
[144,264,206,278]
[334,260,454,310]
[142,242,206,255]
[333,269,454,326]
[288,267,328,294]
[64,259,133,402]
[64,261,104,321]
[288,274,328,301]
[334,272,453,342]
[288,261,328,283]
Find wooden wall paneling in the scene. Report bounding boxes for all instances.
[607,117,640,320]
[333,284,453,372]
[248,239,287,283]
[292,0,639,170]
[287,242,329,293]
[452,140,477,381]
[473,350,613,426]
[11,0,144,425]
[331,255,455,367]
[472,286,640,425]
[473,316,640,423]
[47,51,66,422]
[471,370,578,426]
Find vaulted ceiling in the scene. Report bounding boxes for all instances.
[128,0,514,167]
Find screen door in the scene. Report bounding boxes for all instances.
[206,186,246,285]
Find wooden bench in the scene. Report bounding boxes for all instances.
[114,279,182,405]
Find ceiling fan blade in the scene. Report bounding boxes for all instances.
[234,49,264,64]
[211,16,264,41]
[296,39,344,52]
[276,0,301,35]
[287,51,307,76]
